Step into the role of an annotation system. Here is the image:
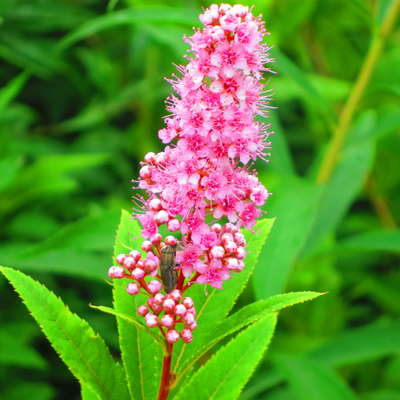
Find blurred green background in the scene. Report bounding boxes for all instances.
[1,0,399,399]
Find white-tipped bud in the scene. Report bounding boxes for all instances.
[211,245,225,259]
[167,218,180,232]
[108,266,124,279]
[127,282,140,295]
[155,210,169,224]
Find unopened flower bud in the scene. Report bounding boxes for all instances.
[161,314,174,328]
[169,289,182,302]
[131,268,145,280]
[155,210,169,225]
[163,298,176,312]
[175,304,187,316]
[144,152,156,163]
[182,297,194,309]
[166,330,180,343]
[151,233,162,244]
[165,235,178,246]
[167,218,180,232]
[145,313,158,328]
[139,165,151,179]
[137,305,148,316]
[148,280,162,294]
[108,266,124,279]
[144,258,158,272]
[183,312,195,325]
[154,293,165,304]
[149,198,162,211]
[211,245,225,259]
[124,256,135,268]
[211,223,222,233]
[129,250,141,261]
[141,240,153,252]
[181,329,193,343]
[234,232,245,246]
[226,257,239,270]
[127,282,140,295]
[236,246,246,259]
[116,254,126,264]
[224,240,237,254]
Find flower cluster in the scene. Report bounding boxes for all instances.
[109,244,196,343]
[108,4,272,342]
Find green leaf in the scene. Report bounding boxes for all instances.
[58,7,198,51]
[309,319,400,367]
[337,229,400,253]
[303,114,376,254]
[275,356,358,400]
[176,292,323,378]
[0,329,46,369]
[1,382,55,400]
[90,304,165,348]
[0,71,29,113]
[174,314,277,400]
[0,266,129,400]
[81,384,101,400]
[174,218,274,371]
[253,176,322,298]
[112,210,163,400]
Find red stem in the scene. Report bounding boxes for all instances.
[157,343,174,400]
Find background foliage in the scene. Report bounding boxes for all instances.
[0,0,399,399]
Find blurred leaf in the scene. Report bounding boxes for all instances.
[276,355,358,400]
[0,33,64,76]
[361,390,400,400]
[0,156,22,191]
[58,7,199,51]
[1,383,55,400]
[174,314,277,400]
[0,153,108,216]
[0,71,29,112]
[0,329,46,369]
[271,48,334,124]
[303,114,376,254]
[253,176,322,298]
[309,319,400,366]
[337,229,400,253]
[112,210,163,400]
[0,266,129,400]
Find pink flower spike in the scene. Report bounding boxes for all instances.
[211,245,225,259]
[166,330,180,343]
[127,282,140,295]
[148,280,162,294]
[149,198,162,211]
[145,313,158,328]
[108,266,125,279]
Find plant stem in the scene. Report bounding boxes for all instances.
[158,343,174,400]
[316,0,400,184]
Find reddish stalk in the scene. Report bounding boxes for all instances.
[157,342,174,400]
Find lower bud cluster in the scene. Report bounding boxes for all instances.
[108,251,196,343]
